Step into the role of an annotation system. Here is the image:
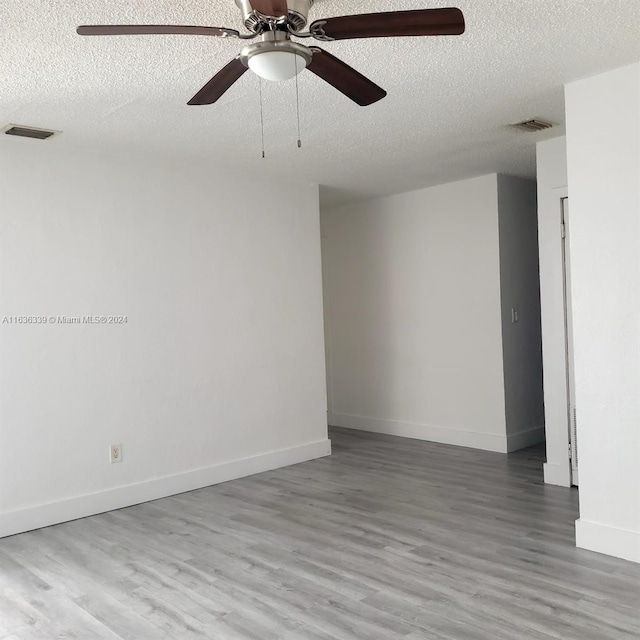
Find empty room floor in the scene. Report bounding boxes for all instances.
[1,427,639,640]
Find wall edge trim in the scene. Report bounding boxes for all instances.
[576,518,640,564]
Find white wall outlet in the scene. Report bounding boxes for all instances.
[511,308,520,324]
[110,444,123,464]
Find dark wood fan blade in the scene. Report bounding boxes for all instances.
[188,58,248,106]
[310,8,465,40]
[307,48,386,107]
[77,25,240,38]
[250,0,289,18]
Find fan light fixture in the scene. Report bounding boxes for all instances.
[248,50,308,81]
[241,36,312,82]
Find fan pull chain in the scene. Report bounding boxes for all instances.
[259,78,266,159]
[295,57,302,149]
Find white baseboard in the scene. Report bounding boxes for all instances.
[543,461,572,487]
[576,518,640,564]
[329,412,508,453]
[506,426,545,452]
[0,439,332,539]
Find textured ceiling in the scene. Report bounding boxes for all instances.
[1,0,639,206]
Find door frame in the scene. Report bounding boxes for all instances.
[560,195,578,485]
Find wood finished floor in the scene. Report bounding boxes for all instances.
[1,427,639,640]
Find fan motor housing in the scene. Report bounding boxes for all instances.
[234,0,314,32]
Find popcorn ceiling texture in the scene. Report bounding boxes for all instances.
[0,0,638,205]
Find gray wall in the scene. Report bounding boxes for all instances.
[497,175,545,450]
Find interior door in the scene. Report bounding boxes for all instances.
[561,197,578,485]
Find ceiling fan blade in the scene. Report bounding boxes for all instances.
[250,0,289,18]
[77,25,240,38]
[188,57,248,106]
[307,48,386,107]
[310,8,465,41]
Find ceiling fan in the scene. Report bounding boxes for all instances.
[77,1,465,107]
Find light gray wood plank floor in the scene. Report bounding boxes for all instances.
[1,427,639,639]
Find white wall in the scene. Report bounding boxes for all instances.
[322,175,510,452]
[536,136,571,487]
[497,176,545,451]
[565,62,640,563]
[0,142,330,537]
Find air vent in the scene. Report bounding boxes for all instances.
[511,118,554,133]
[2,124,61,140]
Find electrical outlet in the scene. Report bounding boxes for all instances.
[110,444,123,464]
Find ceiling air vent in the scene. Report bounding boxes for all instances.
[2,124,61,140]
[511,118,554,133]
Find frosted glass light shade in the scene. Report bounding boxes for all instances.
[248,51,308,82]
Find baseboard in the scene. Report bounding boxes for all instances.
[576,518,640,564]
[329,412,508,453]
[506,426,545,452]
[543,461,572,487]
[0,439,332,539]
